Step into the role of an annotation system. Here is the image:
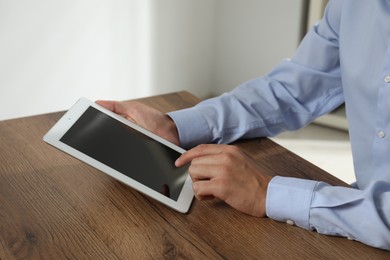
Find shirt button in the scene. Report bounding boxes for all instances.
[378,131,385,138]
[385,75,390,83]
[286,219,295,226]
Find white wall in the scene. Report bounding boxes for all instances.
[0,0,152,120]
[148,0,217,98]
[148,0,305,97]
[0,0,304,120]
[213,0,304,94]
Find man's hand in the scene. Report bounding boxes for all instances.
[97,100,270,217]
[96,100,180,146]
[175,144,271,217]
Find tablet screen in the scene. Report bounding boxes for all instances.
[60,106,188,201]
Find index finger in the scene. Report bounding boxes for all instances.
[175,144,228,167]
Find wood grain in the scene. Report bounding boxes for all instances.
[0,91,388,259]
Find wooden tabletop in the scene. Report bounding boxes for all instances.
[0,91,389,259]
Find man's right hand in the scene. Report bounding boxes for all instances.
[96,100,180,146]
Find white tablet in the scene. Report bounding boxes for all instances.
[43,98,194,213]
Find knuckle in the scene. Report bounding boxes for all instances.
[228,145,239,151]
[197,144,208,152]
[213,180,229,199]
[192,182,200,194]
[218,164,231,175]
[192,182,197,192]
[221,153,235,165]
[188,164,197,174]
[228,145,242,154]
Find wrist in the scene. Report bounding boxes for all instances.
[163,115,180,146]
[255,174,272,217]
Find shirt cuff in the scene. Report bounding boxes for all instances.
[167,107,212,149]
[266,176,318,230]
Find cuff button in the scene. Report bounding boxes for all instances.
[286,219,295,226]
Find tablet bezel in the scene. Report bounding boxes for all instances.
[43,97,194,213]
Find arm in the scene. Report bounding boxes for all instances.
[96,100,180,146]
[267,176,390,250]
[170,0,390,250]
[168,1,344,149]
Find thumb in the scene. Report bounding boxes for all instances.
[95,100,116,112]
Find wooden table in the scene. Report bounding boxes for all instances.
[0,91,389,259]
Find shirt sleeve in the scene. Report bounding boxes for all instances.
[168,0,344,150]
[267,176,390,250]
[172,0,390,250]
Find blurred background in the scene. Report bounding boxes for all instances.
[0,0,316,120]
[1,0,354,183]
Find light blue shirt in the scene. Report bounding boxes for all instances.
[168,0,390,250]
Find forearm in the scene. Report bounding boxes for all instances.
[266,176,390,250]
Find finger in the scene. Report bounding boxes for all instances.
[95,100,116,111]
[189,163,220,181]
[176,144,228,167]
[96,100,131,116]
[96,100,138,122]
[192,180,220,200]
[195,194,215,200]
[190,153,226,166]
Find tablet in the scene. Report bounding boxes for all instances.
[43,98,194,213]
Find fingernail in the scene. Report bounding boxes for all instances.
[175,158,180,166]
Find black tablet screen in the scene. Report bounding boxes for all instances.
[60,106,188,201]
